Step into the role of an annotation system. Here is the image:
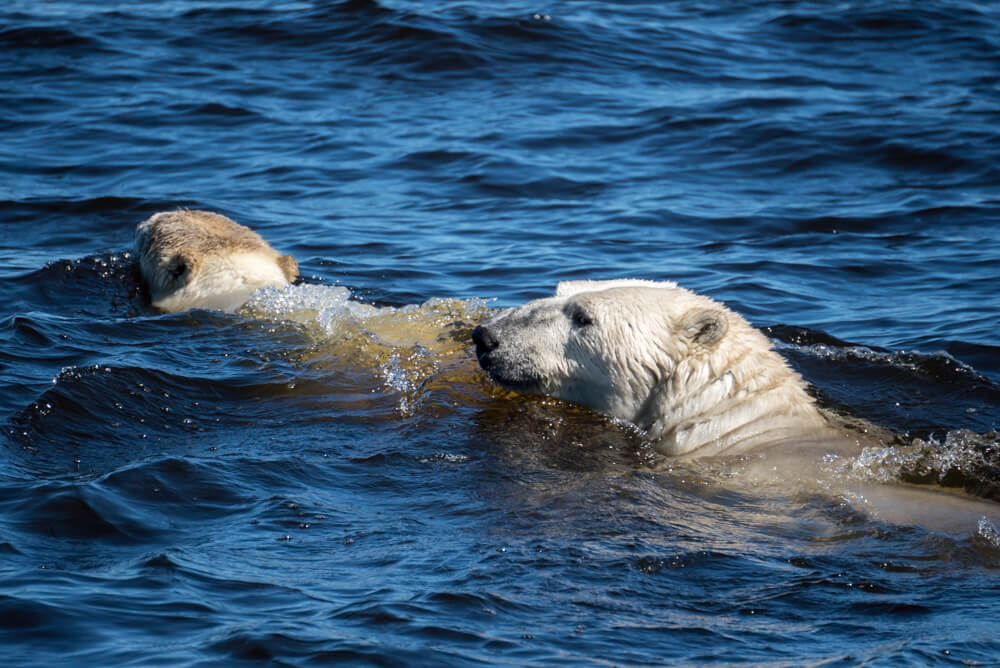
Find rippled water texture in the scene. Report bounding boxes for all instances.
[2,1,999,665]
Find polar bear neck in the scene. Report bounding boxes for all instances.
[639,325,831,457]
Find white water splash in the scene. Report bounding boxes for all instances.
[977,517,1000,547]
[242,284,376,334]
[241,283,492,413]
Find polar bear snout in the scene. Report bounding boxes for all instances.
[472,324,502,376]
[471,319,546,392]
[472,324,499,355]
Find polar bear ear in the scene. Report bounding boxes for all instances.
[680,308,728,347]
[556,281,602,297]
[555,279,677,297]
[277,254,298,282]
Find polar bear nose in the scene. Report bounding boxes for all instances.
[472,325,499,353]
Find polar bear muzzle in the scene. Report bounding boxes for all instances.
[472,322,544,392]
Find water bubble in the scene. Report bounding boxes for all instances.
[977,517,1000,547]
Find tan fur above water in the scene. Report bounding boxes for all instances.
[135,209,298,312]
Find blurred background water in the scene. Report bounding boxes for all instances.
[1,1,999,665]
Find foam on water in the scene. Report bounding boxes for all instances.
[838,429,1000,500]
[242,283,495,413]
[242,283,371,328]
[243,283,490,342]
[774,338,990,386]
[977,517,1000,548]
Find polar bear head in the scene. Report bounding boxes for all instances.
[135,210,298,313]
[473,279,825,456]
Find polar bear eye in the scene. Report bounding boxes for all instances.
[571,308,594,328]
[167,259,188,279]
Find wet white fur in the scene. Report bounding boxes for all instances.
[476,280,1000,533]
[145,250,290,313]
[478,279,837,457]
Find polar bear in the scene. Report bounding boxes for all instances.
[472,280,1000,532]
[135,209,298,313]
[472,279,847,459]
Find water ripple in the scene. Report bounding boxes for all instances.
[2,0,1000,664]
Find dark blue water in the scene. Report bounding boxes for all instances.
[2,1,1000,664]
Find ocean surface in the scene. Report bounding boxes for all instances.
[2,0,1000,664]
